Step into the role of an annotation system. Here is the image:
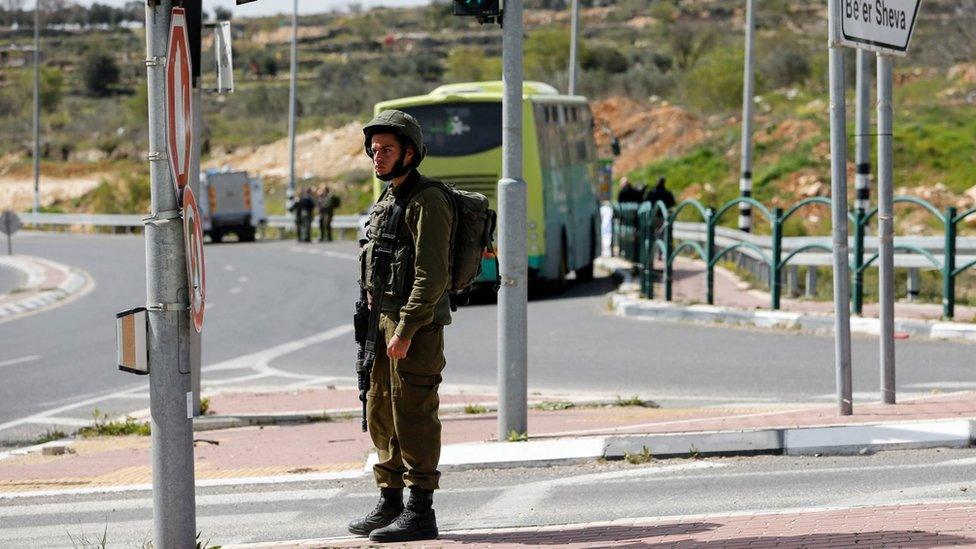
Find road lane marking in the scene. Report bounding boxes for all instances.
[455,461,723,529]
[0,488,342,518]
[0,355,41,369]
[0,469,363,499]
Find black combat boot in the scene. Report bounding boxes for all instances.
[347,487,403,536]
[368,486,438,542]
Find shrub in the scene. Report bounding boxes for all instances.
[681,46,745,112]
[761,49,812,90]
[581,45,629,74]
[81,51,120,97]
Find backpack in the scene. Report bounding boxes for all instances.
[399,179,499,296]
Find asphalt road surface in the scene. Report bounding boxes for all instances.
[2,233,976,445]
[2,448,975,547]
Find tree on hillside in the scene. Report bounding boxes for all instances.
[81,51,120,97]
[214,6,231,21]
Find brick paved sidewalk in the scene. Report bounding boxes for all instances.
[2,388,973,494]
[648,256,976,322]
[225,502,976,548]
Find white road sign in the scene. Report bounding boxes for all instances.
[835,0,921,55]
[166,7,194,197]
[183,187,206,333]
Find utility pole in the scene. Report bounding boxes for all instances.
[286,0,298,204]
[855,50,872,214]
[498,0,527,441]
[32,1,41,214]
[877,53,895,405]
[143,2,197,546]
[738,0,755,233]
[567,0,579,96]
[827,0,853,415]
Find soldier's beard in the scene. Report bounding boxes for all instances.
[376,152,411,182]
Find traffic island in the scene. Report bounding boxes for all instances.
[0,255,90,321]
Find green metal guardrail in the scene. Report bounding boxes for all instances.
[612,196,976,320]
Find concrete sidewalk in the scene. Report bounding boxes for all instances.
[222,501,976,548]
[2,387,973,495]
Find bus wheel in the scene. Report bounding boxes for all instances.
[210,230,224,244]
[575,220,597,282]
[554,236,569,293]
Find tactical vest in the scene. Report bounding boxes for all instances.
[359,175,451,317]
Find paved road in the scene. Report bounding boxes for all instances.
[2,233,976,445]
[2,448,975,547]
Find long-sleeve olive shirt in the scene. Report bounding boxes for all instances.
[372,172,453,340]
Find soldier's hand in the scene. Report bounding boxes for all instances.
[387,335,411,360]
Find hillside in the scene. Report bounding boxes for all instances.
[0,0,973,224]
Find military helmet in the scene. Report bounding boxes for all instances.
[363,109,427,166]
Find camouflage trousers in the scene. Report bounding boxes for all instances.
[367,313,445,491]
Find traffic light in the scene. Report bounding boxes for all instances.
[453,0,502,24]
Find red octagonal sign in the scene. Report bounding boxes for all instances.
[166,7,193,198]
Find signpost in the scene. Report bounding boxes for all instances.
[183,187,206,334]
[166,7,194,198]
[831,0,921,408]
[0,211,21,255]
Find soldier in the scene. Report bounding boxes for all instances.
[317,185,339,242]
[294,188,315,242]
[349,110,453,543]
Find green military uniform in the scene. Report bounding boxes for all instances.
[360,169,454,492]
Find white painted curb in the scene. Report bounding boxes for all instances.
[0,255,90,320]
[361,419,975,471]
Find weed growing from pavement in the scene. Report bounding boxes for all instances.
[624,446,653,465]
[614,395,659,408]
[688,444,701,459]
[507,430,529,442]
[533,400,575,411]
[308,413,334,423]
[66,524,108,548]
[138,531,221,549]
[76,409,150,437]
[463,404,489,414]
[198,397,213,416]
[33,428,67,445]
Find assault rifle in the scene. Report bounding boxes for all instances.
[354,189,406,432]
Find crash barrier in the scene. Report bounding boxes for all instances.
[612,197,976,319]
[20,212,361,234]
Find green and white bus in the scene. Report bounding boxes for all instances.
[373,81,602,288]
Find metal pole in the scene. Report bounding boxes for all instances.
[498,0,527,440]
[144,3,197,546]
[190,83,203,416]
[855,50,872,214]
[567,0,579,96]
[287,0,298,202]
[828,2,853,415]
[738,0,755,233]
[32,2,41,215]
[877,53,895,405]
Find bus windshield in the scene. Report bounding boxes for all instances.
[400,102,502,157]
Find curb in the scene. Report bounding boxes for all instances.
[595,256,976,342]
[0,255,90,321]
[361,418,976,472]
[189,397,648,432]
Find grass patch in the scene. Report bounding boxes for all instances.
[33,429,67,445]
[507,430,529,442]
[615,395,658,408]
[623,446,653,465]
[76,409,150,437]
[463,404,489,414]
[533,400,575,411]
